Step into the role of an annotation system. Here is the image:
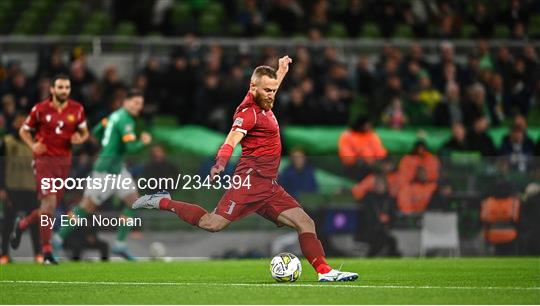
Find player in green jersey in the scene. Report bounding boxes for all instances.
[52,89,151,260]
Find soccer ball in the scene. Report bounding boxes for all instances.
[149,242,166,259]
[270,253,302,282]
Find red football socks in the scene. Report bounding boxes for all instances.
[19,209,40,230]
[299,232,332,274]
[40,213,53,254]
[159,198,208,226]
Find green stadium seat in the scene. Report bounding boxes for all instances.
[13,11,40,35]
[529,27,540,39]
[461,23,477,38]
[81,22,105,36]
[63,0,83,14]
[188,0,210,13]
[171,3,192,26]
[327,23,347,38]
[81,12,111,35]
[395,24,413,38]
[361,23,380,38]
[262,22,281,38]
[228,22,243,37]
[205,2,225,20]
[46,21,70,36]
[530,15,540,27]
[494,25,510,38]
[115,21,137,36]
[198,12,220,35]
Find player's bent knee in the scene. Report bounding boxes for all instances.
[299,217,316,233]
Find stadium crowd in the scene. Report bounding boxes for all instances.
[1,40,539,132]
[117,0,539,40]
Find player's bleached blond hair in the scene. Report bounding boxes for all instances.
[251,66,277,83]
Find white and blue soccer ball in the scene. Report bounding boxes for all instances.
[270,253,302,282]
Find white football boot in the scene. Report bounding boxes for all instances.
[318,269,359,282]
[132,191,171,210]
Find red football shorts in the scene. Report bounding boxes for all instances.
[33,156,71,201]
[214,172,301,225]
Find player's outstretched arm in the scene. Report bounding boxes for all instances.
[276,55,292,90]
[210,130,245,178]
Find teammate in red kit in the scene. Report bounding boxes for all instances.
[133,56,358,282]
[10,74,89,264]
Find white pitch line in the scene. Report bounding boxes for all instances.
[1,280,538,291]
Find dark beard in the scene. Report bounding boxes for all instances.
[55,94,68,103]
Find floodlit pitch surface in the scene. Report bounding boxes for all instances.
[1,258,538,304]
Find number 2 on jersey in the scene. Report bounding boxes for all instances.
[55,120,64,134]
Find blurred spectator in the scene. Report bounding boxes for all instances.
[141,145,180,193]
[440,122,468,155]
[354,175,400,257]
[237,0,264,37]
[480,184,520,256]
[36,45,69,78]
[377,2,398,38]
[355,55,376,98]
[402,3,429,37]
[373,74,404,121]
[398,140,440,185]
[4,71,31,111]
[338,116,387,178]
[1,95,17,135]
[520,181,540,255]
[471,2,494,38]
[500,124,535,173]
[465,116,497,157]
[279,148,318,199]
[351,158,400,201]
[282,85,317,125]
[267,0,303,36]
[507,56,532,116]
[317,83,349,125]
[502,0,529,33]
[495,47,514,78]
[101,66,125,102]
[410,72,442,125]
[433,82,463,126]
[381,97,407,129]
[165,51,194,123]
[193,73,227,131]
[486,73,509,126]
[307,0,330,33]
[396,166,438,214]
[63,225,109,262]
[69,59,97,104]
[0,113,41,264]
[341,0,365,37]
[428,179,455,211]
[462,83,490,127]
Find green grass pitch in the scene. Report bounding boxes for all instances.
[1,258,538,304]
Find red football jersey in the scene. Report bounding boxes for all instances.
[231,92,281,179]
[23,99,87,157]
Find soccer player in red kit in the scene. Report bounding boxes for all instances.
[10,74,89,264]
[133,56,358,282]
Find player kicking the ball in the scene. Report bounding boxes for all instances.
[133,56,358,282]
[11,74,89,264]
